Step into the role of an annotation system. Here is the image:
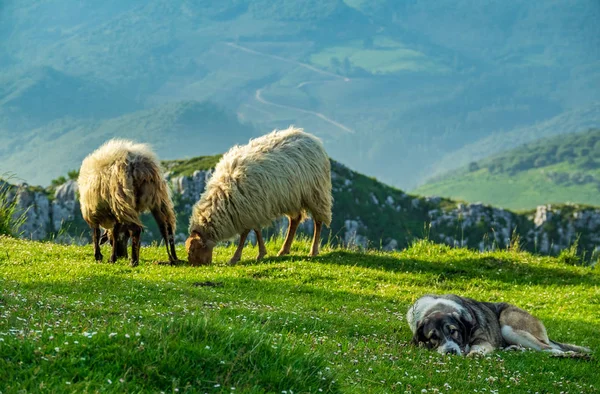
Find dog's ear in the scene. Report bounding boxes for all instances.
[457,312,475,340]
[412,319,426,346]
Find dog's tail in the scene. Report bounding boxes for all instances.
[550,340,591,354]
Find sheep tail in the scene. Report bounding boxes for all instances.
[109,159,143,227]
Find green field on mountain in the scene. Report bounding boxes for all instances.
[416,129,600,210]
[1,236,598,393]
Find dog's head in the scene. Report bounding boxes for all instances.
[185,231,215,266]
[412,311,473,355]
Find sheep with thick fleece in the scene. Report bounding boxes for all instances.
[186,126,332,266]
[78,139,179,266]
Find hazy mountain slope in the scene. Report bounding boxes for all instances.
[1,0,599,187]
[415,129,600,209]
[0,101,257,185]
[0,66,137,130]
[426,103,600,181]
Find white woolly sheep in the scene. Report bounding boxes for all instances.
[78,139,179,266]
[186,126,332,266]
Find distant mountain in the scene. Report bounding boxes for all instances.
[425,103,600,181]
[0,101,257,185]
[1,0,599,187]
[415,129,600,210]
[0,66,137,130]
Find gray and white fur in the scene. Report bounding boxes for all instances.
[407,294,590,356]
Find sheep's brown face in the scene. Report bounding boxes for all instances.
[99,228,130,258]
[186,232,214,266]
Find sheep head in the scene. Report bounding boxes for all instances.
[99,228,130,259]
[186,231,215,266]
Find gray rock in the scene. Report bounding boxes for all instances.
[383,238,398,251]
[344,219,368,249]
[171,169,212,202]
[370,193,379,205]
[11,185,51,240]
[52,180,79,231]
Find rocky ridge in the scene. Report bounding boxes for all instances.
[3,160,599,263]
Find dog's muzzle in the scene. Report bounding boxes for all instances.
[437,341,463,355]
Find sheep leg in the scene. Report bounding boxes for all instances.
[92,226,103,262]
[310,220,323,256]
[254,228,267,261]
[166,224,179,264]
[278,215,301,256]
[229,229,250,266]
[152,209,179,264]
[109,223,122,263]
[129,224,142,267]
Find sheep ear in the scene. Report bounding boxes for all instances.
[190,231,215,248]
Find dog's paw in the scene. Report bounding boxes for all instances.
[467,347,491,357]
[467,351,484,358]
[504,345,526,352]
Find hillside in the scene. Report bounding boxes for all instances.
[1,237,598,392]
[0,101,257,186]
[415,129,600,210]
[6,154,600,264]
[1,0,599,188]
[427,103,600,180]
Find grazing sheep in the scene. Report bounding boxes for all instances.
[186,126,332,266]
[78,139,179,267]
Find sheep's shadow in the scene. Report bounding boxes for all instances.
[227,249,593,287]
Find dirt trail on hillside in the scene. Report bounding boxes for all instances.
[225,42,354,134]
[255,89,354,133]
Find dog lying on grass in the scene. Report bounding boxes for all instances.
[407,294,591,356]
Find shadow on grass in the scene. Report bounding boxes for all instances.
[2,312,338,393]
[7,265,598,393]
[233,249,594,286]
[12,273,598,357]
[4,275,341,392]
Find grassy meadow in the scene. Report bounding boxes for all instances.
[414,165,600,210]
[0,236,599,393]
[416,129,600,210]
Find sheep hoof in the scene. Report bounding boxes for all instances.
[227,258,239,266]
[130,260,139,267]
[256,253,267,261]
[95,253,103,262]
[277,250,289,257]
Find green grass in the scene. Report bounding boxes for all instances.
[163,155,223,177]
[417,129,600,210]
[0,178,27,237]
[309,39,446,75]
[1,236,599,393]
[414,166,600,210]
